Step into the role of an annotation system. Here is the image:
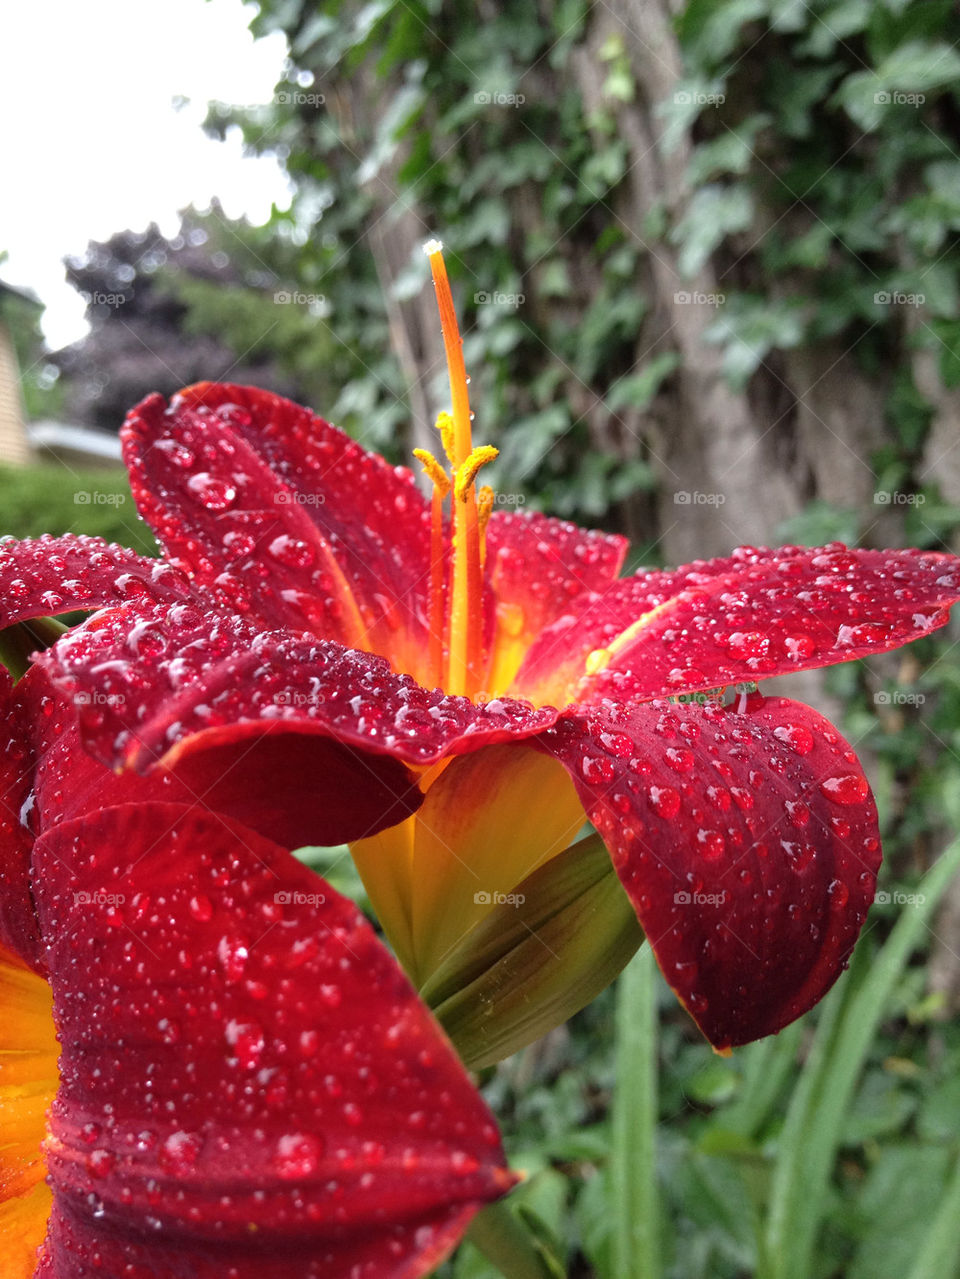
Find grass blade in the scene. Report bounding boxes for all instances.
[611,943,660,1279]
[761,837,960,1279]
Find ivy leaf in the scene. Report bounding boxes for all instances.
[837,40,960,131]
[671,184,754,277]
[606,354,680,413]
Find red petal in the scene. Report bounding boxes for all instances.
[484,511,626,694]
[0,534,190,631]
[0,671,39,966]
[542,695,881,1048]
[32,803,513,1277]
[122,385,437,681]
[39,604,557,847]
[515,543,960,705]
[13,666,197,834]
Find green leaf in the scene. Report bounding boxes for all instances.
[611,946,661,1279]
[606,353,680,412]
[838,40,960,131]
[760,835,960,1279]
[425,834,643,1070]
[671,184,754,277]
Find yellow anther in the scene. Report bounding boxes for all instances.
[412,448,451,497]
[434,411,457,465]
[477,485,495,535]
[585,647,612,676]
[454,446,499,503]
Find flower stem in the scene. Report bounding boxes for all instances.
[611,944,661,1279]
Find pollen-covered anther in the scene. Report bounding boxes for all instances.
[477,486,495,535]
[434,411,457,466]
[454,446,499,503]
[412,448,451,497]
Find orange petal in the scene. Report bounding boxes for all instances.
[0,945,57,1278]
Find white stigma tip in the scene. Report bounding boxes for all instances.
[423,238,444,257]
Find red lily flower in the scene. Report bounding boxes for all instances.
[2,242,960,1276]
[0,579,513,1275]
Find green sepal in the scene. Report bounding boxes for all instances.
[423,833,644,1070]
[0,616,68,680]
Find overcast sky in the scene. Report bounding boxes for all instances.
[0,0,291,346]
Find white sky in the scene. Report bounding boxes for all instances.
[0,0,291,347]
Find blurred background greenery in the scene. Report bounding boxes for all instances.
[3,0,960,1275]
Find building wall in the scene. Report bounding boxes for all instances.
[0,321,32,466]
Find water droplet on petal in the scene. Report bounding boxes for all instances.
[274,1133,323,1180]
[820,774,869,806]
[160,1132,203,1174]
[187,473,237,511]
[773,723,815,755]
[648,785,680,818]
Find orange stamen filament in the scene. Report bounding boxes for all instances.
[425,239,498,698]
[413,447,450,687]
